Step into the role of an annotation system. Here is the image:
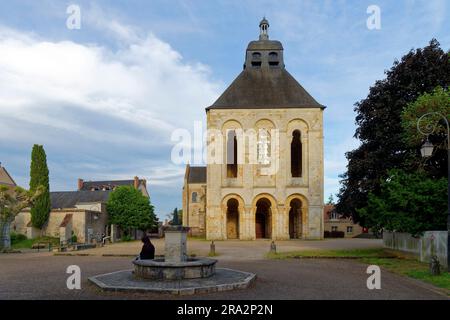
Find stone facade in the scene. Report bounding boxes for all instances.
[13,207,108,243]
[205,108,324,240]
[182,166,207,236]
[182,20,324,240]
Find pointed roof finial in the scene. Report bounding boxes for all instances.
[259,17,269,40]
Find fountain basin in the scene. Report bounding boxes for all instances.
[133,257,217,280]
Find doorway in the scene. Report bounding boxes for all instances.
[255,198,272,239]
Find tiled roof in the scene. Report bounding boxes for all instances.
[0,165,16,187]
[50,191,110,209]
[59,214,73,227]
[80,180,143,191]
[207,68,323,110]
[188,167,207,184]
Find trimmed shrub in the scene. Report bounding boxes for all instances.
[330,231,345,238]
[10,233,27,243]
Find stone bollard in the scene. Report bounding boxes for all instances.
[430,255,441,276]
[270,241,276,254]
[209,241,216,256]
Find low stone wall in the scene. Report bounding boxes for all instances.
[383,231,448,267]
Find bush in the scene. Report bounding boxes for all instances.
[324,231,344,238]
[121,234,132,242]
[10,233,27,243]
[330,231,345,238]
[71,232,77,244]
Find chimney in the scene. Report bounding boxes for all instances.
[77,178,84,191]
[134,176,139,189]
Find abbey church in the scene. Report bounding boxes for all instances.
[182,19,325,240]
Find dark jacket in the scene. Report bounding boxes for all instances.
[140,242,155,260]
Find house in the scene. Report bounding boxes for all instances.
[0,163,17,188]
[13,190,110,243]
[13,176,150,243]
[77,176,149,197]
[323,204,364,238]
[182,19,325,240]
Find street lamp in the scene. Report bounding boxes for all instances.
[420,138,434,158]
[417,112,450,272]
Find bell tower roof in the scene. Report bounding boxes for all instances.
[206,19,324,111]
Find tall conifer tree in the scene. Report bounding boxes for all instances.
[29,145,50,229]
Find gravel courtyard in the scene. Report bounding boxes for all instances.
[0,238,447,300]
[74,238,385,260]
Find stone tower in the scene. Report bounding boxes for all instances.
[184,19,325,240]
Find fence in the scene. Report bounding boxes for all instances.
[383,231,448,267]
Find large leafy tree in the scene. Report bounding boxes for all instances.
[0,186,43,250]
[401,87,450,178]
[29,145,51,229]
[106,186,157,234]
[358,170,447,236]
[336,39,450,224]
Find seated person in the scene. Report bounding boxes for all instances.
[139,235,155,260]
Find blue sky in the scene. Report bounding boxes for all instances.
[0,0,448,219]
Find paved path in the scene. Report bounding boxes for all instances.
[77,238,384,260]
[0,252,447,299]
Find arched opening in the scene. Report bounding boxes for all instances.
[191,192,197,203]
[289,199,302,239]
[255,198,272,239]
[226,130,238,178]
[268,52,279,66]
[251,52,262,67]
[291,130,302,177]
[226,198,239,239]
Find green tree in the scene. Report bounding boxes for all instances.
[326,194,335,205]
[401,87,450,177]
[0,186,43,250]
[29,145,51,229]
[336,39,450,224]
[358,170,447,236]
[170,207,182,225]
[106,186,157,235]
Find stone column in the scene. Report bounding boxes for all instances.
[274,205,289,240]
[110,224,117,243]
[240,205,254,240]
[164,226,190,263]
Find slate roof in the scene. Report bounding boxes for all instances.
[0,165,16,187]
[80,180,142,191]
[247,40,283,50]
[50,191,110,209]
[187,167,207,184]
[207,68,324,110]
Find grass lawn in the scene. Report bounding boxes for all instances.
[11,236,60,250]
[268,248,449,294]
[267,248,395,259]
[361,256,450,293]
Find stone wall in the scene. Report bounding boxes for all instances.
[383,231,448,267]
[12,209,108,244]
[182,182,207,237]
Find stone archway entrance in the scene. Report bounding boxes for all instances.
[226,199,239,239]
[289,199,302,239]
[255,198,272,239]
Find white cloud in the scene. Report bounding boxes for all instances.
[0,17,222,216]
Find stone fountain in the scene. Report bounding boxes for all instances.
[89,221,255,295]
[133,225,217,280]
